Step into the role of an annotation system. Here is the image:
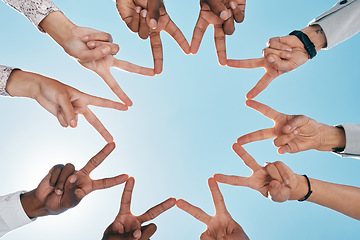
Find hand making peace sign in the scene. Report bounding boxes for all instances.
[177,178,249,240]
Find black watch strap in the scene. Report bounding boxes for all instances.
[289,30,317,59]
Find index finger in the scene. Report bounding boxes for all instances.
[80,143,115,175]
[190,14,210,54]
[86,94,128,111]
[119,177,135,215]
[246,72,277,99]
[227,57,264,69]
[214,24,227,66]
[232,143,262,172]
[176,199,211,225]
[208,178,227,214]
[92,174,129,191]
[137,198,176,223]
[236,128,276,145]
[164,19,190,54]
[245,100,281,121]
[81,108,113,143]
[112,58,155,77]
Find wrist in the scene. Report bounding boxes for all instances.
[5,70,41,99]
[39,11,76,47]
[301,25,327,52]
[318,125,346,151]
[20,190,46,219]
[289,174,309,200]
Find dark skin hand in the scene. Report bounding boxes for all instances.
[191,0,246,66]
[177,178,250,240]
[116,0,190,74]
[102,177,176,240]
[20,143,129,218]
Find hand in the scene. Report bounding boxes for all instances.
[116,0,190,74]
[6,70,128,143]
[20,143,129,218]
[227,35,308,99]
[236,100,346,154]
[102,177,176,240]
[214,143,307,202]
[191,0,246,66]
[176,178,249,240]
[40,11,154,106]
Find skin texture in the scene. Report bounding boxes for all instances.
[20,143,129,218]
[6,70,127,143]
[116,0,190,74]
[40,11,154,106]
[215,144,360,220]
[236,100,346,154]
[176,178,249,240]
[102,177,176,240]
[191,0,246,66]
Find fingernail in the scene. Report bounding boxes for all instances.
[56,189,62,195]
[285,179,290,185]
[70,176,77,184]
[149,19,157,29]
[285,125,292,131]
[294,130,299,134]
[268,57,275,63]
[141,10,147,18]
[70,120,77,128]
[135,7,141,14]
[286,48,292,52]
[89,42,95,47]
[83,36,89,41]
[102,47,110,54]
[230,2,237,9]
[220,10,229,20]
[133,230,141,238]
[286,53,292,58]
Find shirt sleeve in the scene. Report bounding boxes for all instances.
[309,0,360,49]
[333,124,360,159]
[0,65,18,97]
[2,0,60,32]
[0,191,35,237]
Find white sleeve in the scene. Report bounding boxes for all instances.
[2,0,60,32]
[0,65,17,97]
[309,0,360,49]
[0,191,35,237]
[333,124,360,159]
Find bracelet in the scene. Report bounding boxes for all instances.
[298,174,313,202]
[289,30,317,59]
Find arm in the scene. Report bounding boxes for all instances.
[309,0,360,49]
[5,69,128,142]
[0,191,35,237]
[215,144,360,220]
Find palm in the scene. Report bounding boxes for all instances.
[204,214,246,240]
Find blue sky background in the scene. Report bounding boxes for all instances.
[1,0,360,239]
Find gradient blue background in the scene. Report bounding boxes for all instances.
[1,0,359,239]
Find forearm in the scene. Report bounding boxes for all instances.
[301,25,327,52]
[3,0,60,32]
[308,0,360,49]
[0,191,34,237]
[39,11,77,48]
[5,70,41,99]
[307,178,360,220]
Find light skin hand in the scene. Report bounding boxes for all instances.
[116,0,190,74]
[237,100,346,154]
[228,25,327,99]
[102,177,176,240]
[177,178,249,240]
[191,0,246,66]
[40,11,119,63]
[6,70,128,143]
[20,143,129,218]
[214,144,308,202]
